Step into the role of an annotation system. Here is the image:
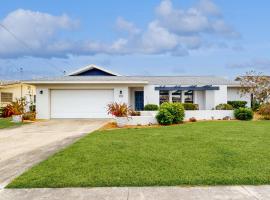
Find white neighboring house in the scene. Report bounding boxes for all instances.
[25,64,251,119]
[0,81,36,107]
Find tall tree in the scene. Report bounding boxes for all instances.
[238,71,270,104]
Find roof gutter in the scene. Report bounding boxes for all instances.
[23,80,149,85]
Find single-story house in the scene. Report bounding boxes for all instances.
[25,64,250,119]
[0,81,36,107]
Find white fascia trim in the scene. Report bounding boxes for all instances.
[23,80,148,84]
[227,84,241,87]
[68,64,121,76]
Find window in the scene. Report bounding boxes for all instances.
[1,92,13,102]
[184,90,194,103]
[172,90,182,103]
[159,90,169,105]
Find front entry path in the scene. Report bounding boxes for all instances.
[0,119,109,188]
[1,186,270,200]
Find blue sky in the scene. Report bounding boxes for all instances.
[0,0,270,80]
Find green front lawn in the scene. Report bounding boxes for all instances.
[8,121,270,188]
[0,118,23,129]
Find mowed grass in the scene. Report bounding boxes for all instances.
[7,121,270,188]
[0,118,23,129]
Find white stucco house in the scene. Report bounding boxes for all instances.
[25,64,250,119]
[0,81,36,107]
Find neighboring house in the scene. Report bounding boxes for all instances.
[25,64,250,119]
[0,81,36,107]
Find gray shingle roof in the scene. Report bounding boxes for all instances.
[25,76,239,86]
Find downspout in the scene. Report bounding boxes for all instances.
[20,83,23,99]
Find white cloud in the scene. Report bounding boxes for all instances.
[230,59,270,70]
[141,21,179,53]
[156,1,210,33]
[196,0,221,16]
[116,17,140,35]
[0,9,78,58]
[0,1,240,58]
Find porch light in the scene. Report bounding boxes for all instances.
[119,90,123,98]
[39,90,43,95]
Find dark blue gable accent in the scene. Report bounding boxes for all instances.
[71,68,116,76]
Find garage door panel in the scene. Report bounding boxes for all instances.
[51,90,113,118]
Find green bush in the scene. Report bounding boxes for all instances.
[215,103,233,110]
[227,101,247,109]
[258,103,270,120]
[234,108,253,120]
[156,108,174,125]
[182,103,199,110]
[251,100,260,111]
[156,102,185,125]
[144,104,159,111]
[0,107,3,117]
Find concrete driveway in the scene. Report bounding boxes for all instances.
[0,119,109,188]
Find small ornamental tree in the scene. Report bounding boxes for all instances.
[238,71,270,104]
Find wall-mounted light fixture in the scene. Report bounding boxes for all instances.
[119,90,123,98]
[39,90,43,95]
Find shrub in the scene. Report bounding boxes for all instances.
[251,100,260,111]
[258,103,270,120]
[171,103,185,123]
[234,108,253,120]
[182,103,199,110]
[156,108,174,125]
[189,117,197,122]
[156,102,185,125]
[227,101,247,109]
[215,103,233,110]
[12,98,26,115]
[29,104,36,112]
[1,104,14,118]
[107,103,129,117]
[23,112,36,121]
[144,104,159,111]
[129,110,140,116]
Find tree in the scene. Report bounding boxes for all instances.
[238,71,270,104]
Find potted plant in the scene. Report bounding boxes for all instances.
[11,98,26,123]
[107,103,130,127]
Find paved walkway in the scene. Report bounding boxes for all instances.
[0,119,109,188]
[1,186,270,200]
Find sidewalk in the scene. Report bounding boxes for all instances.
[1,186,270,200]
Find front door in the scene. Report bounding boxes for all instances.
[135,91,144,111]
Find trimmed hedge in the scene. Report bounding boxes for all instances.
[182,103,199,110]
[156,102,185,125]
[227,101,247,109]
[234,108,253,121]
[215,103,233,110]
[144,104,159,111]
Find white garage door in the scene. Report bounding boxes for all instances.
[50,90,114,118]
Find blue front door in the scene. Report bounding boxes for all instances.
[135,91,144,111]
